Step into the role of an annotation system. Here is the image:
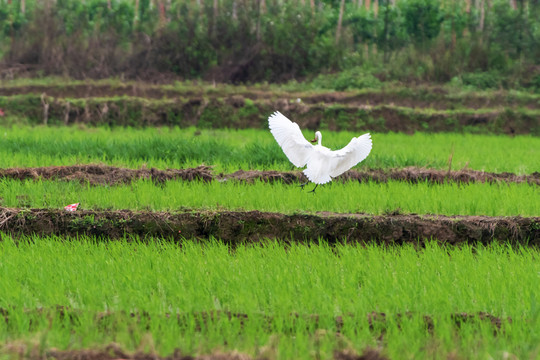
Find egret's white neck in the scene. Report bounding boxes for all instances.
[315,131,322,146]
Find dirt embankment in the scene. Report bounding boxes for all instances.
[0,165,214,185]
[224,168,540,186]
[2,92,539,135]
[0,208,538,245]
[1,165,538,186]
[2,83,540,110]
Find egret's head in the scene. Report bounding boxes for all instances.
[310,131,321,143]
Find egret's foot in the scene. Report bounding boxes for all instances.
[308,184,318,193]
[298,182,309,190]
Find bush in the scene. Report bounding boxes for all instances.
[0,0,539,85]
[528,74,540,93]
[401,0,443,46]
[461,71,502,90]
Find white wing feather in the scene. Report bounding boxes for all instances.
[328,133,372,177]
[268,111,313,167]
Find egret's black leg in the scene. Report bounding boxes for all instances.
[308,184,318,193]
[298,181,309,190]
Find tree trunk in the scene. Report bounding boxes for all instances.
[21,0,26,13]
[478,0,485,31]
[310,0,315,13]
[159,0,167,24]
[232,0,237,20]
[212,0,218,38]
[336,0,345,43]
[364,0,370,60]
[382,0,390,63]
[257,0,262,41]
[134,0,140,28]
[373,0,378,16]
[516,0,524,56]
[464,0,471,36]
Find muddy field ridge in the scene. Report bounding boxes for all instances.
[1,165,538,186]
[2,83,540,110]
[0,208,538,245]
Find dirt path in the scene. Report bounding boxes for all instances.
[1,165,538,186]
[0,208,537,244]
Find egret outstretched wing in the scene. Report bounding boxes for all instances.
[268,111,313,167]
[328,134,372,177]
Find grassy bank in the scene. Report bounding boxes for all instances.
[1,126,538,174]
[1,236,540,359]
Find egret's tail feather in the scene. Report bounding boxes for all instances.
[303,168,332,185]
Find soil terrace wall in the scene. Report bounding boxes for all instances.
[0,208,538,245]
[1,94,538,135]
[0,165,538,186]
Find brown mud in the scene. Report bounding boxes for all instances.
[0,165,214,185]
[1,165,538,186]
[4,343,385,360]
[0,208,538,245]
[2,83,540,110]
[224,167,540,186]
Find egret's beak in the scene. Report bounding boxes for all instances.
[310,137,317,143]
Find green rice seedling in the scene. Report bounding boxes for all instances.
[1,237,540,358]
[0,126,538,174]
[0,178,537,216]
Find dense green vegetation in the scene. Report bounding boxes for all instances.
[1,0,539,87]
[2,236,540,359]
[1,126,538,174]
[1,178,537,216]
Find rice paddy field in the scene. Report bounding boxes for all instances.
[0,80,539,359]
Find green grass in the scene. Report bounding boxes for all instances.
[1,236,540,359]
[1,178,537,216]
[1,126,538,174]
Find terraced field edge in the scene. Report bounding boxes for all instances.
[0,208,538,245]
[2,94,538,134]
[1,165,538,186]
[2,82,540,109]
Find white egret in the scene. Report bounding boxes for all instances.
[268,111,372,193]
